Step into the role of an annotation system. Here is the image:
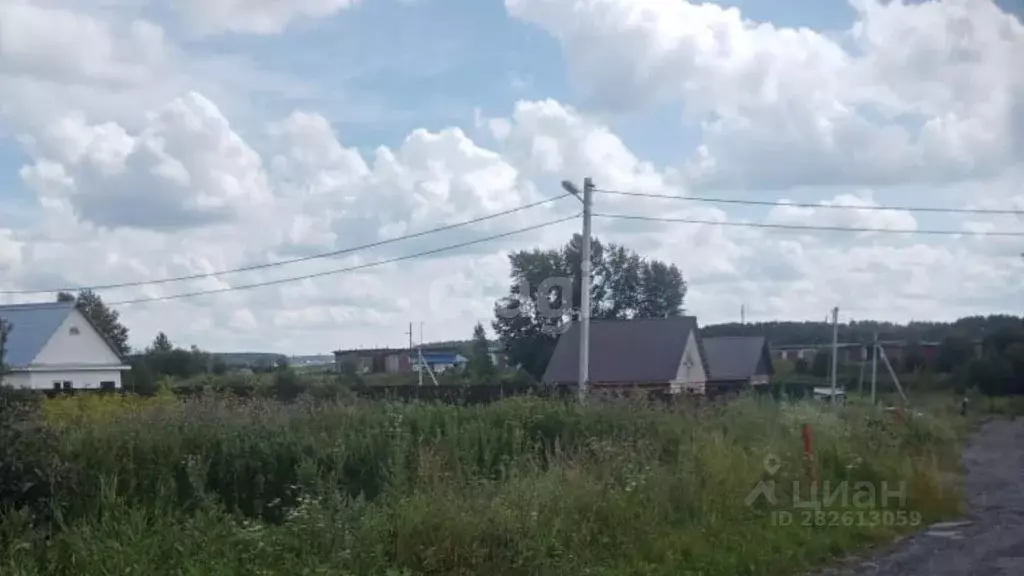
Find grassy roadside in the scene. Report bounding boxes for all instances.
[1,394,965,575]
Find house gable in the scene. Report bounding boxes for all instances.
[755,343,775,376]
[32,309,124,367]
[672,330,707,392]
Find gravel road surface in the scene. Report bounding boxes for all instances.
[816,418,1024,576]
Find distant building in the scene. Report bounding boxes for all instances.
[771,343,864,363]
[488,343,511,370]
[771,340,946,366]
[333,348,411,374]
[411,351,468,374]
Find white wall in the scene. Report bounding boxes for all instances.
[672,331,707,394]
[2,372,31,389]
[33,309,123,367]
[3,369,123,390]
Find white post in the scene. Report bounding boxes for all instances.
[878,345,908,404]
[871,333,878,405]
[560,177,594,404]
[418,347,440,386]
[579,178,593,404]
[830,306,839,402]
[857,343,866,397]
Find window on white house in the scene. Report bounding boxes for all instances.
[52,381,61,391]
[62,381,72,391]
[100,381,116,391]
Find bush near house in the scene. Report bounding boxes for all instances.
[0,393,963,576]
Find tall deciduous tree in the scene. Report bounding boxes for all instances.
[56,290,131,356]
[493,234,687,379]
[469,322,495,382]
[151,332,173,353]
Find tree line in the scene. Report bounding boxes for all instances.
[4,233,1024,397]
[486,234,1024,397]
[702,316,1024,346]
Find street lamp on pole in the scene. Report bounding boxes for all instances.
[561,178,593,403]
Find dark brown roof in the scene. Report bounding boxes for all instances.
[543,316,700,385]
[702,336,773,381]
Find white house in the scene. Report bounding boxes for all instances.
[0,302,130,391]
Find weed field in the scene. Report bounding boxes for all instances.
[1,393,964,575]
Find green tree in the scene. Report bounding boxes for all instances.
[0,318,12,387]
[150,332,173,353]
[811,351,830,378]
[271,365,303,401]
[794,358,809,374]
[493,234,687,379]
[902,343,927,373]
[936,336,975,373]
[468,322,496,382]
[211,357,228,375]
[57,290,131,355]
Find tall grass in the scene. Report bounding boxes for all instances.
[1,393,963,575]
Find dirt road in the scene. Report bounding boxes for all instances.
[817,419,1024,576]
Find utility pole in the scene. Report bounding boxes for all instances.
[870,332,878,405]
[741,304,745,324]
[830,306,839,402]
[561,177,593,404]
[878,344,908,405]
[418,322,424,387]
[406,322,415,382]
[857,343,866,397]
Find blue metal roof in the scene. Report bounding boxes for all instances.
[0,303,75,368]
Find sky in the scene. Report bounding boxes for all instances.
[0,0,1023,355]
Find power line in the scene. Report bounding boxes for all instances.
[1,194,574,296]
[105,214,580,306]
[594,213,1024,237]
[594,188,1024,216]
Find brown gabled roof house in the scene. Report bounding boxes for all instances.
[543,316,711,394]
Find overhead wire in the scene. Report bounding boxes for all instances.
[9,186,1022,303]
[593,188,1024,216]
[593,213,1024,237]
[104,214,581,306]
[1,194,575,295]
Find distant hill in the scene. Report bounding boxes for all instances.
[290,354,334,366]
[701,315,1024,346]
[212,352,288,367]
